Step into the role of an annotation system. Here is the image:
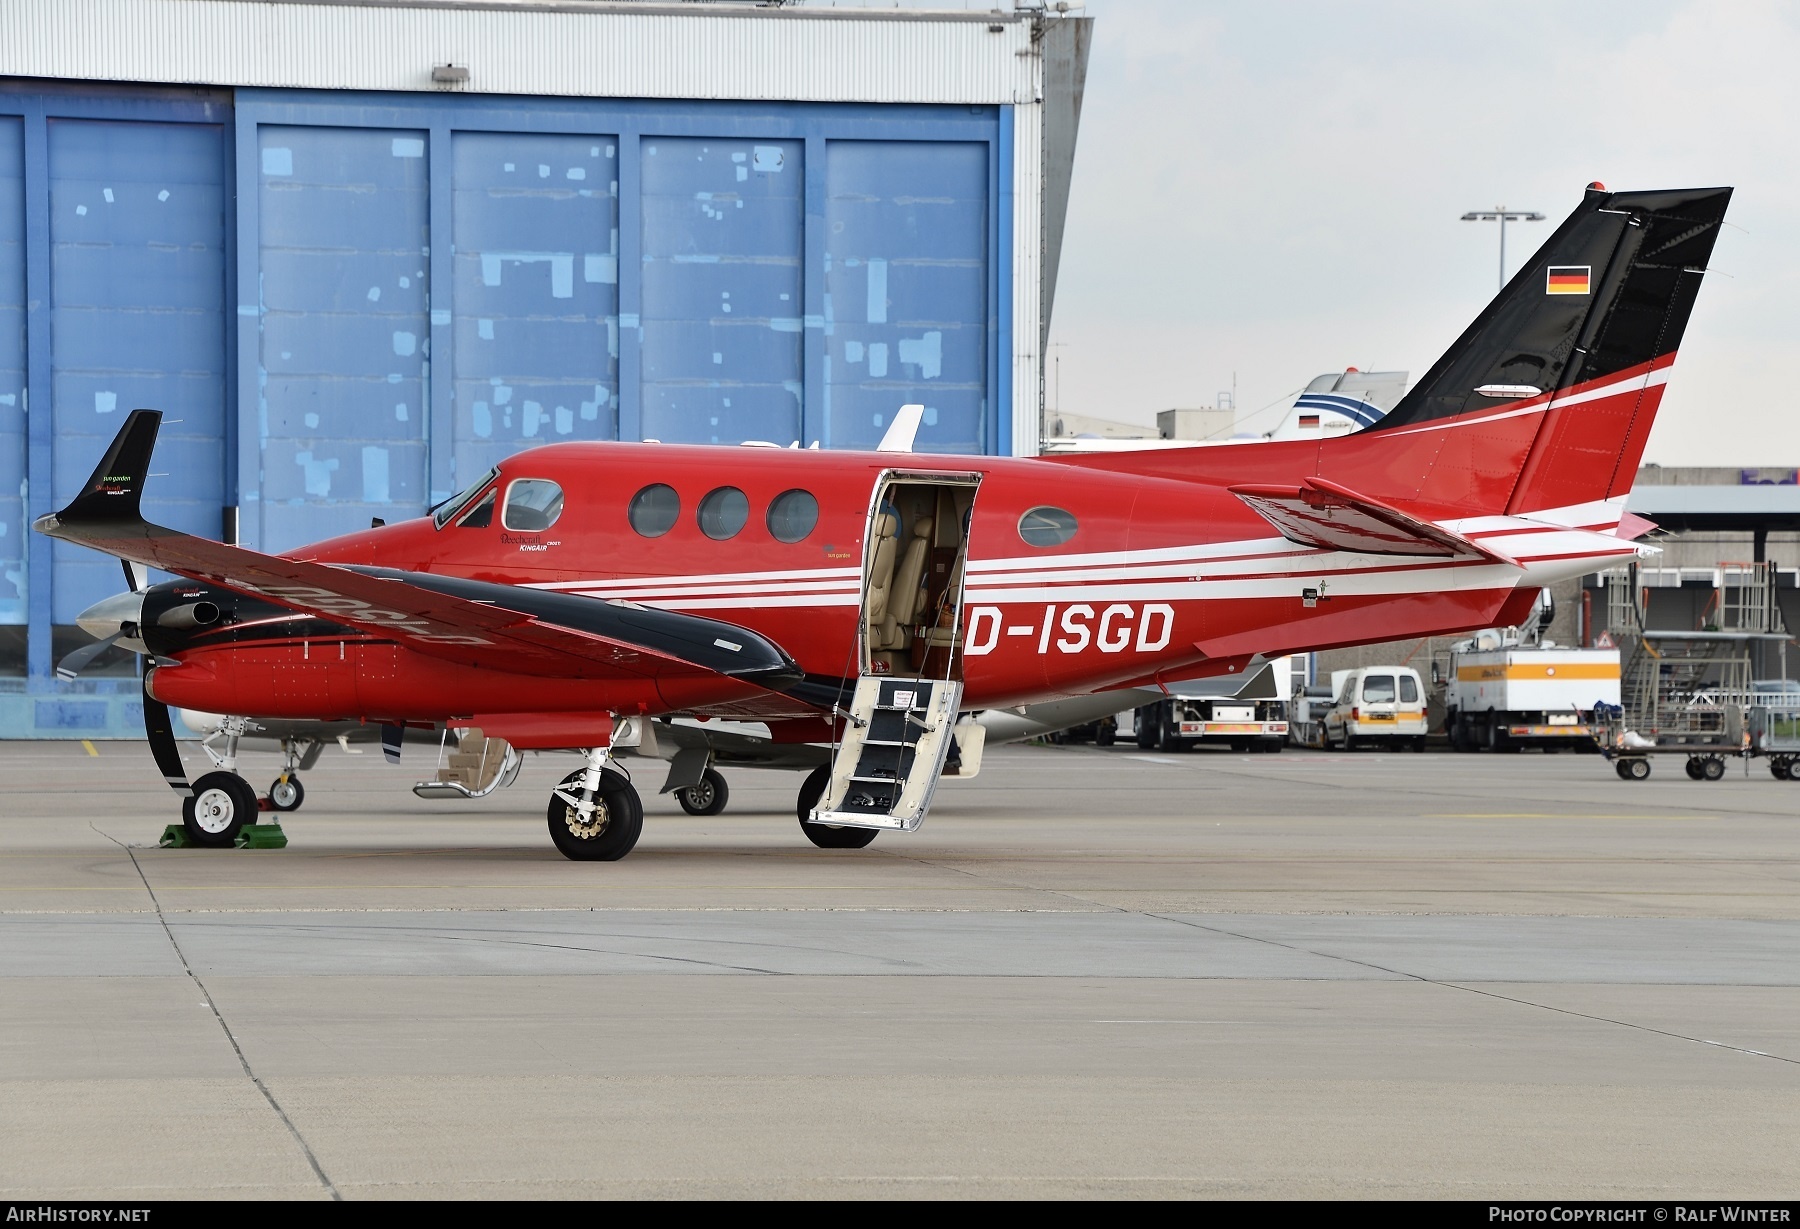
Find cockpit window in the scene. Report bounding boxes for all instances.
[432,467,500,529]
[457,489,495,529]
[503,479,564,531]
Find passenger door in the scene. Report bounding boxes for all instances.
[809,471,980,832]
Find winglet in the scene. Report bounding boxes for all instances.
[876,403,925,453]
[34,409,161,533]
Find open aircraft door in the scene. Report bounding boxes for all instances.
[810,471,983,832]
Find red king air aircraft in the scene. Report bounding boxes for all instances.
[39,184,1730,860]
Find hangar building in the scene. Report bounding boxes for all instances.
[0,0,1092,736]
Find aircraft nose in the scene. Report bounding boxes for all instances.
[76,590,145,640]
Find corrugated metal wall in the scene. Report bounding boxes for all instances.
[0,83,1016,732]
[0,0,1036,106]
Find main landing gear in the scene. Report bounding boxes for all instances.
[795,764,878,849]
[547,747,643,861]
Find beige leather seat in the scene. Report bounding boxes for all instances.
[863,512,901,644]
[877,515,933,650]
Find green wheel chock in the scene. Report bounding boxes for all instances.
[158,825,193,849]
[234,824,289,850]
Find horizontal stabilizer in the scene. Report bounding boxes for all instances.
[1229,477,1519,566]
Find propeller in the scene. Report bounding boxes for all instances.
[142,673,192,796]
[55,559,154,680]
[55,629,134,681]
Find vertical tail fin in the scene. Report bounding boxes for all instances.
[1050,185,1731,525]
[1365,184,1731,515]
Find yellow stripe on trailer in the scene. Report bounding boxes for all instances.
[1456,664,1620,681]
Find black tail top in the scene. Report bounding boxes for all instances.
[40,408,162,528]
[1369,185,1731,432]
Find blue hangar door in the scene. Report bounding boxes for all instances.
[0,117,24,675]
[47,117,228,673]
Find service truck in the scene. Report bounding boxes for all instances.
[1443,630,1620,752]
[1132,658,1291,752]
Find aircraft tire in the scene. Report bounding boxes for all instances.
[795,765,878,850]
[182,771,259,848]
[548,768,643,861]
[268,776,305,812]
[1135,706,1159,750]
[676,768,729,817]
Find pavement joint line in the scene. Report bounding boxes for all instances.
[91,825,344,1201]
[1142,911,1800,1068]
[208,917,806,976]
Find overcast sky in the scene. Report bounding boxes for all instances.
[1041,0,1797,464]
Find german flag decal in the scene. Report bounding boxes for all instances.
[1547,265,1591,295]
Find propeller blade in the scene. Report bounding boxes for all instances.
[55,630,125,681]
[142,675,192,796]
[381,723,404,764]
[121,559,149,593]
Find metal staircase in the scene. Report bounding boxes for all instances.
[1601,562,1780,754]
[810,676,963,831]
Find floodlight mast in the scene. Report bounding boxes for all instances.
[1460,206,1546,291]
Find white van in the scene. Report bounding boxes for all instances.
[1324,667,1429,751]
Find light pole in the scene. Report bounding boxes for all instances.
[1461,206,1546,291]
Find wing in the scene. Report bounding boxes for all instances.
[1228,476,1520,566]
[35,410,808,699]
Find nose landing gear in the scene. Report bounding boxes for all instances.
[268,774,305,812]
[675,767,730,816]
[181,771,260,847]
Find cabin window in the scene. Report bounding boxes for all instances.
[1362,675,1396,704]
[432,467,499,529]
[457,489,496,529]
[628,484,680,538]
[1018,506,1078,547]
[698,487,750,541]
[766,489,819,543]
[503,479,565,531]
[1399,675,1420,704]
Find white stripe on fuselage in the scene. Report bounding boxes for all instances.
[520,500,1638,610]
